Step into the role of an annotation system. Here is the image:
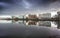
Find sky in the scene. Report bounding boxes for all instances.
[0,0,60,15]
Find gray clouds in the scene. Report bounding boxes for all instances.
[0,0,60,15]
[0,0,60,9]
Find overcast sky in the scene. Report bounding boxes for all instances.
[0,0,60,15]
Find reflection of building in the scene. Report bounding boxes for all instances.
[26,20,37,25]
[38,21,51,27]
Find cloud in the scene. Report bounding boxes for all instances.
[0,0,60,14]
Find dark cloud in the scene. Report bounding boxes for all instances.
[0,0,59,10]
[0,0,60,14]
[27,0,58,6]
[0,0,14,3]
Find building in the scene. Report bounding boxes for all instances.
[25,14,38,19]
[39,13,51,19]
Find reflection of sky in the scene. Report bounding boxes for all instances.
[0,23,60,37]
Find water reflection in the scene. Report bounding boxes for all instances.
[0,20,11,23]
[0,20,57,29]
